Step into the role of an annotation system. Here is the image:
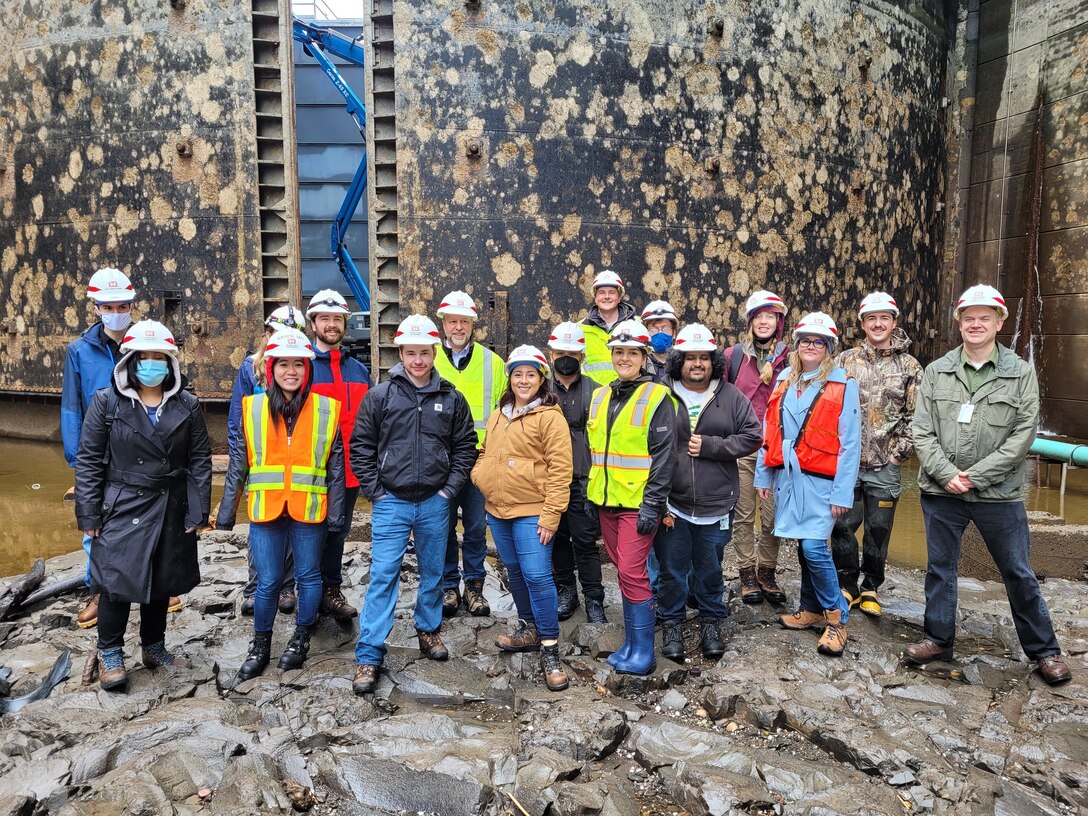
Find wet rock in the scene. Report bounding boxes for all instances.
[0,756,69,803]
[551,780,606,815]
[314,753,492,814]
[520,699,629,761]
[661,688,687,710]
[0,795,33,816]
[516,747,584,789]
[701,683,737,720]
[665,762,777,815]
[214,753,292,812]
[570,621,624,658]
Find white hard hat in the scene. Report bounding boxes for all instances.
[592,269,625,298]
[307,289,351,317]
[673,323,717,353]
[745,289,786,319]
[858,291,900,319]
[87,268,135,303]
[505,344,550,378]
[607,319,650,349]
[641,300,679,325]
[548,321,586,352]
[264,327,316,359]
[394,314,441,346]
[792,312,839,346]
[265,305,306,332]
[955,284,1008,320]
[436,290,478,320]
[120,320,177,354]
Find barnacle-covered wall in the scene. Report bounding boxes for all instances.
[0,0,298,400]
[368,0,951,372]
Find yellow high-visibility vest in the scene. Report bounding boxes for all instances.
[433,342,505,448]
[586,382,673,509]
[242,393,340,523]
[581,322,616,387]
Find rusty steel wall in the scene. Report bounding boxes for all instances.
[0,0,283,399]
[370,0,950,371]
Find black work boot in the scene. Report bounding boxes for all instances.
[584,595,607,624]
[278,625,313,671]
[700,619,725,659]
[661,621,685,663]
[556,584,579,621]
[442,588,461,618]
[236,631,273,682]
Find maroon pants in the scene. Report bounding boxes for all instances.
[598,509,656,603]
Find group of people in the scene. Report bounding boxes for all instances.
[65,266,1073,693]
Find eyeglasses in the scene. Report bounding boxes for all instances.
[797,337,828,348]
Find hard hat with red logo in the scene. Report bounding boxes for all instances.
[673,323,717,353]
[641,300,679,325]
[264,305,306,333]
[792,312,839,347]
[306,289,351,317]
[394,314,441,345]
[87,268,135,303]
[264,327,315,359]
[435,290,478,320]
[120,320,177,354]
[745,289,786,319]
[955,284,1008,320]
[607,319,650,349]
[858,291,900,319]
[505,344,551,378]
[548,321,586,352]
[592,270,625,298]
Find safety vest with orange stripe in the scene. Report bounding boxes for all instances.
[242,393,341,523]
[762,378,846,479]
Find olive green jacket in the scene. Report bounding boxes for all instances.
[912,344,1038,502]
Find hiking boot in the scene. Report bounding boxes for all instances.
[585,596,608,624]
[1037,655,1072,686]
[77,594,100,629]
[353,664,379,696]
[495,620,540,653]
[99,646,128,691]
[167,596,184,614]
[756,567,786,604]
[463,579,490,617]
[858,590,882,617]
[541,643,569,691]
[278,588,296,614]
[779,609,824,630]
[442,588,461,618]
[236,631,272,682]
[278,625,314,671]
[700,619,725,659]
[320,585,357,620]
[556,584,579,621]
[903,639,953,665]
[817,610,847,657]
[142,640,190,669]
[842,588,861,610]
[738,567,763,605]
[417,628,449,661]
[661,621,685,663]
[240,595,255,617]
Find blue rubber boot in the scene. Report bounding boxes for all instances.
[610,599,657,676]
[606,599,634,669]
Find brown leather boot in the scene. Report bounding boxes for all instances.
[320,585,358,620]
[167,596,184,614]
[756,567,786,604]
[277,588,296,614]
[541,643,569,691]
[442,588,461,618]
[495,620,540,652]
[77,595,100,629]
[417,628,449,661]
[463,579,490,617]
[779,609,824,630]
[353,664,379,695]
[817,610,847,656]
[98,646,128,691]
[738,567,763,604]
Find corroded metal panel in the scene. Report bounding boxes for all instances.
[0,1,279,398]
[376,0,949,366]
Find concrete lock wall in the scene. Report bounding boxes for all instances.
[365,0,951,374]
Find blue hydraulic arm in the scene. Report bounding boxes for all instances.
[291,19,370,312]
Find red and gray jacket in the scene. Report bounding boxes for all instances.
[310,347,371,488]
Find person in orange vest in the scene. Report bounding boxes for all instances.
[755,312,860,657]
[217,327,345,682]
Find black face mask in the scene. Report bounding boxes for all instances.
[553,356,581,376]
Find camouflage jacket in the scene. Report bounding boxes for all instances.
[835,328,923,469]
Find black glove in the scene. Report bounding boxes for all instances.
[636,508,659,535]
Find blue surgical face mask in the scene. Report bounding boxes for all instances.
[649,332,674,354]
[100,311,132,332]
[135,359,169,387]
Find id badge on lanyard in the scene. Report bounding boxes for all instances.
[957,403,974,424]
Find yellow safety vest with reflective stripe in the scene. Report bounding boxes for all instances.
[433,341,505,448]
[242,393,341,523]
[581,322,616,387]
[586,382,673,509]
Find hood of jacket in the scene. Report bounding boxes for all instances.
[584,301,636,331]
[112,351,183,408]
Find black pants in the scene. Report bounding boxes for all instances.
[97,596,170,650]
[831,465,900,594]
[551,486,603,601]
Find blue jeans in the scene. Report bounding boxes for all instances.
[249,516,326,633]
[356,492,449,666]
[654,515,731,622]
[321,486,359,586]
[83,533,93,587]
[797,538,849,622]
[443,481,488,588]
[921,495,1060,660]
[487,514,559,640]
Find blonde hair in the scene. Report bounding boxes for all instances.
[251,330,272,387]
[785,349,835,388]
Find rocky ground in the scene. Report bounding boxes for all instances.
[0,517,1086,816]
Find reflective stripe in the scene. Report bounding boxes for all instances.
[482,352,493,415]
[628,383,655,426]
[590,452,653,470]
[474,419,488,431]
[583,361,613,372]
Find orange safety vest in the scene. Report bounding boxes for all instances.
[762,378,846,479]
[242,393,341,523]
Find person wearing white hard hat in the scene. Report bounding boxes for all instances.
[546,321,607,624]
[829,293,922,619]
[217,327,346,683]
[306,289,372,621]
[75,321,212,690]
[654,324,762,662]
[471,346,574,691]
[580,269,637,387]
[906,285,1072,685]
[724,289,791,605]
[432,290,505,619]
[641,300,679,381]
[227,304,309,618]
[755,312,861,658]
[350,315,478,696]
[587,320,677,675]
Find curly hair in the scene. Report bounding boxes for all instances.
[665,347,726,382]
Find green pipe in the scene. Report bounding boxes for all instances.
[1030,438,1088,466]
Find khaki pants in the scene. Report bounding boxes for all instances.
[733,451,781,569]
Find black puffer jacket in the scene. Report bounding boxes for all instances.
[351,364,478,503]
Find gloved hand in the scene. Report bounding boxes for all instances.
[636,507,659,535]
